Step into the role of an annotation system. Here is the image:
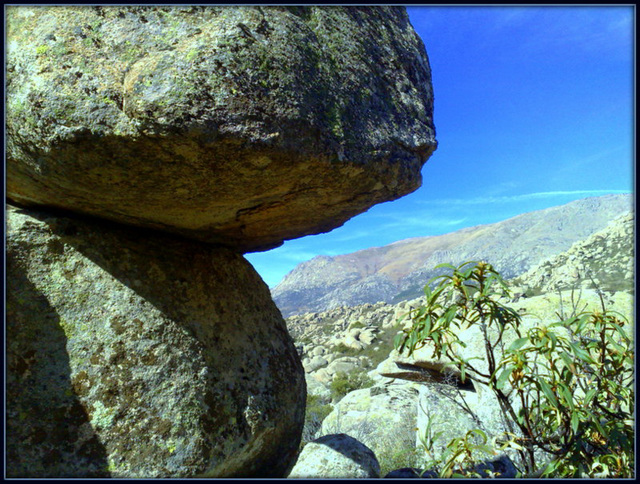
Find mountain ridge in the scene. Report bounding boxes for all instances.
[273,194,633,317]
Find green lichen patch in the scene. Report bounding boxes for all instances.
[7,204,306,477]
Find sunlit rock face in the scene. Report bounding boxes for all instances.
[6,5,437,252]
[6,205,305,478]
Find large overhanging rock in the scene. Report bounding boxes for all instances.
[6,204,306,477]
[6,6,437,252]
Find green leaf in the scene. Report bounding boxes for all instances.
[461,266,475,279]
[604,333,625,354]
[557,382,574,411]
[592,416,607,438]
[482,275,496,295]
[538,379,559,408]
[393,333,406,351]
[548,330,558,349]
[433,262,457,272]
[495,365,514,390]
[443,306,458,326]
[420,315,433,339]
[541,458,561,477]
[508,337,529,353]
[569,341,597,365]
[459,362,466,383]
[466,428,488,445]
[584,387,598,406]
[408,331,417,349]
[558,351,574,371]
[429,286,448,307]
[414,306,427,320]
[610,318,631,342]
[571,412,580,434]
[574,314,592,334]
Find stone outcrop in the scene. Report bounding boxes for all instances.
[288,434,381,478]
[6,205,305,477]
[273,194,632,316]
[513,210,634,295]
[6,5,436,252]
[288,246,633,476]
[319,383,420,460]
[6,5,439,478]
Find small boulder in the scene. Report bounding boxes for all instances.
[288,434,380,478]
[384,467,437,478]
[326,357,359,376]
[311,346,324,357]
[471,455,518,478]
[320,383,419,461]
[304,356,329,373]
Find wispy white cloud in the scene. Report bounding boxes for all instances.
[516,7,632,59]
[550,146,631,185]
[422,189,630,207]
[329,230,378,243]
[379,215,468,230]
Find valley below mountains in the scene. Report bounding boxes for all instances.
[273,194,633,317]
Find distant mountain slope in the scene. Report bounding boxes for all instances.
[514,210,634,295]
[273,194,632,317]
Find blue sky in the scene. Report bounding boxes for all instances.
[246,5,634,288]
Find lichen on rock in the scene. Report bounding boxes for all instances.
[6,5,437,252]
[6,204,306,477]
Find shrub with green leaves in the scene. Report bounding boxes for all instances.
[395,260,634,478]
[330,342,361,356]
[329,369,375,401]
[302,394,333,446]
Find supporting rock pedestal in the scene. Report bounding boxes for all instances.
[6,205,305,477]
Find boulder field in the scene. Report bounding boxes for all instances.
[6,5,436,478]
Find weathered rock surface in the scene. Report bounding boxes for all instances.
[288,433,381,478]
[274,194,632,316]
[319,383,420,460]
[385,467,432,478]
[6,5,436,252]
[383,456,517,478]
[6,204,305,478]
[514,210,634,295]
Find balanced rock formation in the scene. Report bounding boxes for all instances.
[6,5,438,478]
[6,205,305,478]
[6,5,436,252]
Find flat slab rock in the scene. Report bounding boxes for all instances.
[6,5,437,252]
[6,204,305,477]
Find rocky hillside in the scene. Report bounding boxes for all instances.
[287,210,635,403]
[514,210,634,295]
[287,222,634,474]
[273,194,632,316]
